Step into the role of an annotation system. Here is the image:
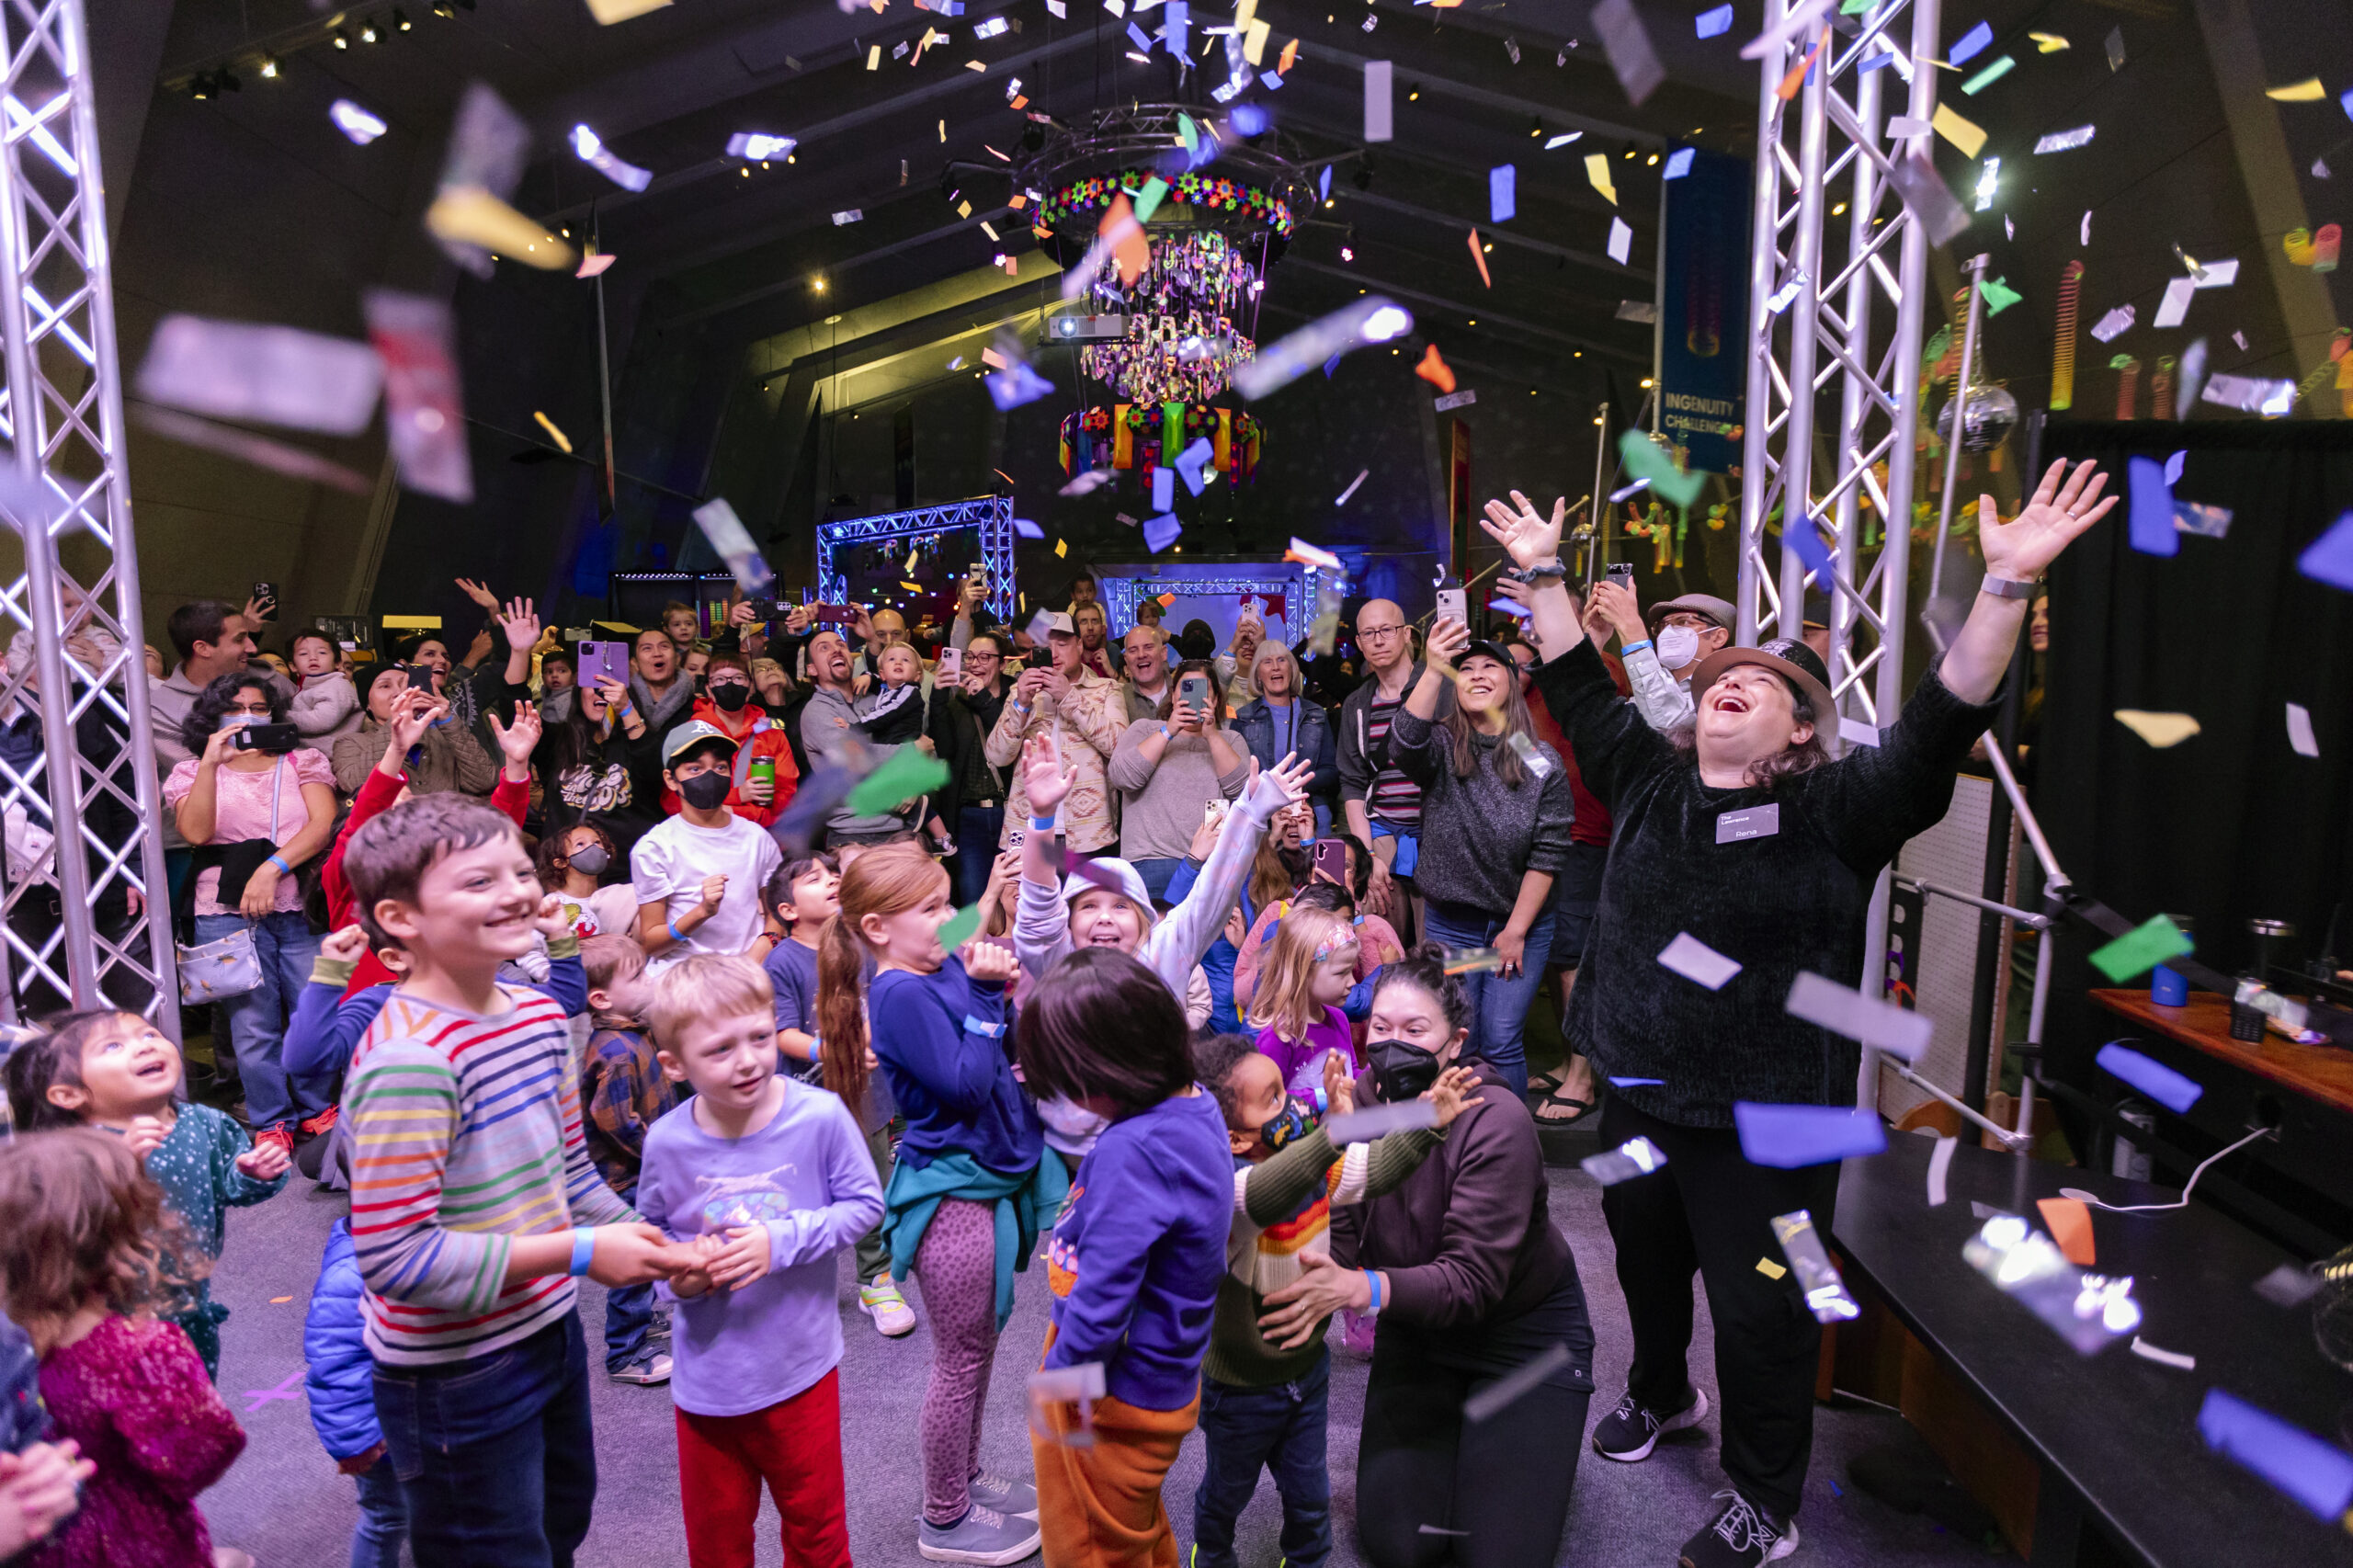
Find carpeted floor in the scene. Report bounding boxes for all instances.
[195,1157,2006,1568]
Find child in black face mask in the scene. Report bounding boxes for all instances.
[676,651,800,830]
[1188,1036,1472,1568]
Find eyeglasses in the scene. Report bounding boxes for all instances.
[1659,614,1718,631]
[1357,623,1406,641]
[966,649,1002,661]
[707,676,750,688]
[224,702,273,716]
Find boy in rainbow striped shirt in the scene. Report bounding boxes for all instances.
[341,793,699,1566]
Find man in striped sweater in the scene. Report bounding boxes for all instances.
[341,792,695,1566]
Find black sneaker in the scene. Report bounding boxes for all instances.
[1591,1385,1711,1462]
[1679,1490,1798,1567]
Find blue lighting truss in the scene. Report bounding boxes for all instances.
[817,497,1015,622]
[1100,566,1321,640]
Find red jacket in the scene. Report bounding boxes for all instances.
[657,696,801,826]
[325,766,529,996]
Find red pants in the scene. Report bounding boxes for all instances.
[675,1368,853,1568]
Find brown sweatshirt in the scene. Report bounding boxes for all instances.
[1329,1058,1570,1328]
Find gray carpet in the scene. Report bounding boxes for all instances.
[197,1166,2006,1567]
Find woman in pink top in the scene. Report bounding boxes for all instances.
[162,672,337,1157]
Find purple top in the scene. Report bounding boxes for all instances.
[1256,1006,1358,1097]
[637,1077,885,1417]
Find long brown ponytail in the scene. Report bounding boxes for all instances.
[814,843,950,1114]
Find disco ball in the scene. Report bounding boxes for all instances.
[1936,381,2019,452]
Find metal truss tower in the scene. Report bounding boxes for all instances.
[0,0,177,1025]
[1737,0,1944,1108]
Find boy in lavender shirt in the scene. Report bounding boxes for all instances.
[637,955,884,1568]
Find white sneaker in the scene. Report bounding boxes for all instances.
[609,1352,672,1385]
[860,1272,918,1336]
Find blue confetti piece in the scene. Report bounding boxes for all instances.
[2094,1042,2202,1114]
[2127,455,2180,558]
[1143,512,1182,552]
[1230,101,1269,136]
[1011,517,1044,539]
[1175,437,1214,495]
[1788,514,1836,585]
[1162,0,1187,52]
[2297,509,2353,591]
[1696,3,1732,38]
[2199,1389,2353,1521]
[1949,19,1992,64]
[1664,147,1695,179]
[1322,352,1344,379]
[1152,466,1175,513]
[1490,164,1517,222]
[1320,165,1333,202]
[985,361,1055,410]
[1260,68,1285,88]
[1127,18,1152,51]
[1733,1103,1888,1168]
[2343,86,2353,121]
[2164,449,2186,486]
[1859,51,1894,71]
[1609,1076,1665,1086]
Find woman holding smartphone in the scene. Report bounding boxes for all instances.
[1106,658,1254,906]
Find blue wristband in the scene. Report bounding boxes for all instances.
[809,1036,823,1062]
[568,1227,597,1278]
[666,917,685,944]
[1363,1270,1382,1315]
[1621,639,1654,656]
[265,853,293,877]
[1031,815,1058,832]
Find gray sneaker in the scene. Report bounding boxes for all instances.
[969,1471,1039,1517]
[608,1352,672,1386]
[918,1504,1041,1564]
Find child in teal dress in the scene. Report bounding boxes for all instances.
[2,1010,289,1380]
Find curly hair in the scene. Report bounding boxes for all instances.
[1190,1032,1262,1124]
[178,668,289,757]
[0,1127,202,1324]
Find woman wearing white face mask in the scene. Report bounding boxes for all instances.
[1585,585,1733,733]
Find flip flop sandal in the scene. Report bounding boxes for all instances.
[1528,1066,1567,1096]
[1533,1088,1597,1124]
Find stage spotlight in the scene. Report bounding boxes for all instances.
[394,6,412,27]
[1407,82,1421,100]
[258,52,279,77]
[1620,144,1637,160]
[331,25,349,46]
[1529,116,1543,138]
[359,17,379,42]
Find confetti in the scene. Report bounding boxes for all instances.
[1963,1213,2139,1354]
[1233,297,1413,399]
[1462,1344,1574,1423]
[1947,19,1991,64]
[364,289,473,503]
[727,132,797,160]
[1336,470,1369,506]
[2094,1041,2202,1112]
[1442,947,1503,975]
[1737,0,1830,62]
[1887,152,1971,245]
[2198,1390,2353,1520]
[2264,77,2325,101]
[2153,277,2194,329]
[2104,25,2124,71]
[847,749,951,816]
[2174,501,2232,538]
[986,360,1054,410]
[1930,104,1985,157]
[832,209,864,225]
[270,1296,294,1304]
[329,99,388,145]
[1011,517,1044,539]
[2202,371,2297,415]
[1546,131,1585,150]
[2128,1336,2195,1369]
[1590,0,1665,104]
[1434,389,1477,411]
[2192,257,2239,289]
[1610,1077,1664,1087]
[2036,1196,2097,1267]
[136,315,383,435]
[584,0,669,23]
[2287,702,2319,757]
[426,187,574,271]
[1961,55,2014,95]
[1656,932,1740,990]
[575,249,617,278]
[1490,164,1516,223]
[1837,717,1880,748]
[2254,1263,2322,1308]
[1771,1210,1859,1322]
[690,496,773,596]
[1695,3,1731,38]
[1767,272,1808,312]
[2029,30,2067,51]
[1926,1134,1956,1207]
[2033,125,2096,153]
[531,410,573,452]
[1364,59,1392,142]
[1060,470,1113,496]
[1608,217,1632,265]
[2112,710,2200,748]
[2090,304,2133,342]
[1143,513,1181,552]
[1174,437,1214,495]
[1664,147,1694,178]
[1415,343,1457,392]
[1029,1362,1107,1448]
[1756,1256,1788,1279]
[1151,466,1175,513]
[1324,1098,1440,1143]
[2126,456,2180,558]
[1733,1103,1886,1168]
[1784,971,1931,1060]
[1467,229,1492,288]
[1585,153,1617,204]
[2082,210,2093,245]
[569,125,651,192]
[1617,428,1703,507]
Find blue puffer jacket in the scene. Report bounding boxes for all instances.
[302,1220,380,1461]
[0,1310,48,1453]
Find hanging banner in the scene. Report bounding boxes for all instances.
[1655,146,1751,477]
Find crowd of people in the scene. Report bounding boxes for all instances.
[0,459,2117,1568]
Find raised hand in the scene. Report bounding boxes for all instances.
[1424,616,1472,669]
[1020,733,1076,815]
[320,923,370,967]
[388,690,445,755]
[1979,459,2116,582]
[1249,751,1315,813]
[488,701,540,772]
[532,891,574,939]
[453,577,500,610]
[1586,579,1646,646]
[498,597,540,653]
[1323,1049,1358,1119]
[1479,489,1567,568]
[961,937,1019,985]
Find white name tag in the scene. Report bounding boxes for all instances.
[1715,803,1780,844]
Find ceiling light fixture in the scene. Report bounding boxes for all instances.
[331,25,349,47]
[394,6,412,27]
[359,17,379,42]
[258,53,279,77]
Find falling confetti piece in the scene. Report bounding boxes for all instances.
[2113,710,2201,748]
[2286,703,2319,756]
[2265,77,2325,101]
[2034,124,2095,153]
[1756,1257,1789,1279]
[1489,165,1516,223]
[426,188,576,271]
[1695,3,1731,38]
[1931,104,1985,158]
[2090,304,2133,342]
[2104,25,2123,71]
[1961,54,2014,94]
[532,411,573,452]
[1948,18,1991,64]
[1608,217,1632,265]
[1590,0,1665,105]
[2029,30,2067,51]
[1467,228,1492,287]
[270,1296,294,1304]
[1336,469,1369,505]
[1585,152,1617,203]
[1415,343,1457,392]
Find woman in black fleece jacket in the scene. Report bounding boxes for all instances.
[1482,461,2117,1568]
[1258,949,1593,1568]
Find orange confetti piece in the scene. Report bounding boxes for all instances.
[1415,343,1457,393]
[1467,228,1492,289]
[1777,25,1830,101]
[1009,94,1029,109]
[1277,37,1299,74]
[2036,1197,2097,1267]
[1101,193,1151,287]
[270,1296,294,1304]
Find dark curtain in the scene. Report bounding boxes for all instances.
[2035,419,2353,1094]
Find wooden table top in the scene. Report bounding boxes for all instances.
[2091,988,2353,1118]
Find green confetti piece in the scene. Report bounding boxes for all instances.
[1133,175,1171,223]
[938,901,984,951]
[1178,113,1199,155]
[1618,429,1706,509]
[1977,276,2023,313]
[846,749,951,816]
[2088,915,2194,984]
[1839,0,1877,12]
[1961,54,2016,95]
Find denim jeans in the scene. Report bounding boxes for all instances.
[600,1184,654,1373]
[373,1312,597,1568]
[953,805,1005,906]
[192,908,322,1132]
[1420,900,1554,1098]
[1129,856,1185,906]
[350,1457,410,1568]
[1193,1354,1331,1568]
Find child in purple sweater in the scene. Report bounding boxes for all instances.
[1247,905,1363,1096]
[1017,949,1233,1568]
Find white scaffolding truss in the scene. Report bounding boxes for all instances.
[1737,0,1944,1108]
[0,0,177,1026]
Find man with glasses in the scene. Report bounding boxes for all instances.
[631,720,784,973]
[1586,585,1733,733]
[659,647,799,827]
[1336,597,1451,941]
[931,631,1017,903]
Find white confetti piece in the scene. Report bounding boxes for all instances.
[2153,276,2194,328]
[2129,1336,2196,1369]
[1785,971,1932,1060]
[2287,702,2319,757]
[2193,257,2239,289]
[2090,304,2133,342]
[1657,932,1741,991]
[2033,124,2096,153]
[1608,216,1633,264]
[1336,469,1369,505]
[1927,1134,1956,1207]
[1838,717,1881,748]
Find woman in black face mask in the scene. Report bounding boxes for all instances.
[1256,944,1595,1568]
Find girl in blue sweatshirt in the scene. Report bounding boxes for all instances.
[821,842,1062,1564]
[1017,948,1233,1568]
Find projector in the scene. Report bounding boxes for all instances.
[1045,313,1131,343]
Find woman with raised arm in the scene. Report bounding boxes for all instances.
[1482,464,2116,1568]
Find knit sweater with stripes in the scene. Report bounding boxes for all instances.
[346,984,636,1365]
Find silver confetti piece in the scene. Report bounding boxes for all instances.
[1771,1209,1860,1323]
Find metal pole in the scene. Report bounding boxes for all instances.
[1927,252,1990,610]
[1589,401,1609,574]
